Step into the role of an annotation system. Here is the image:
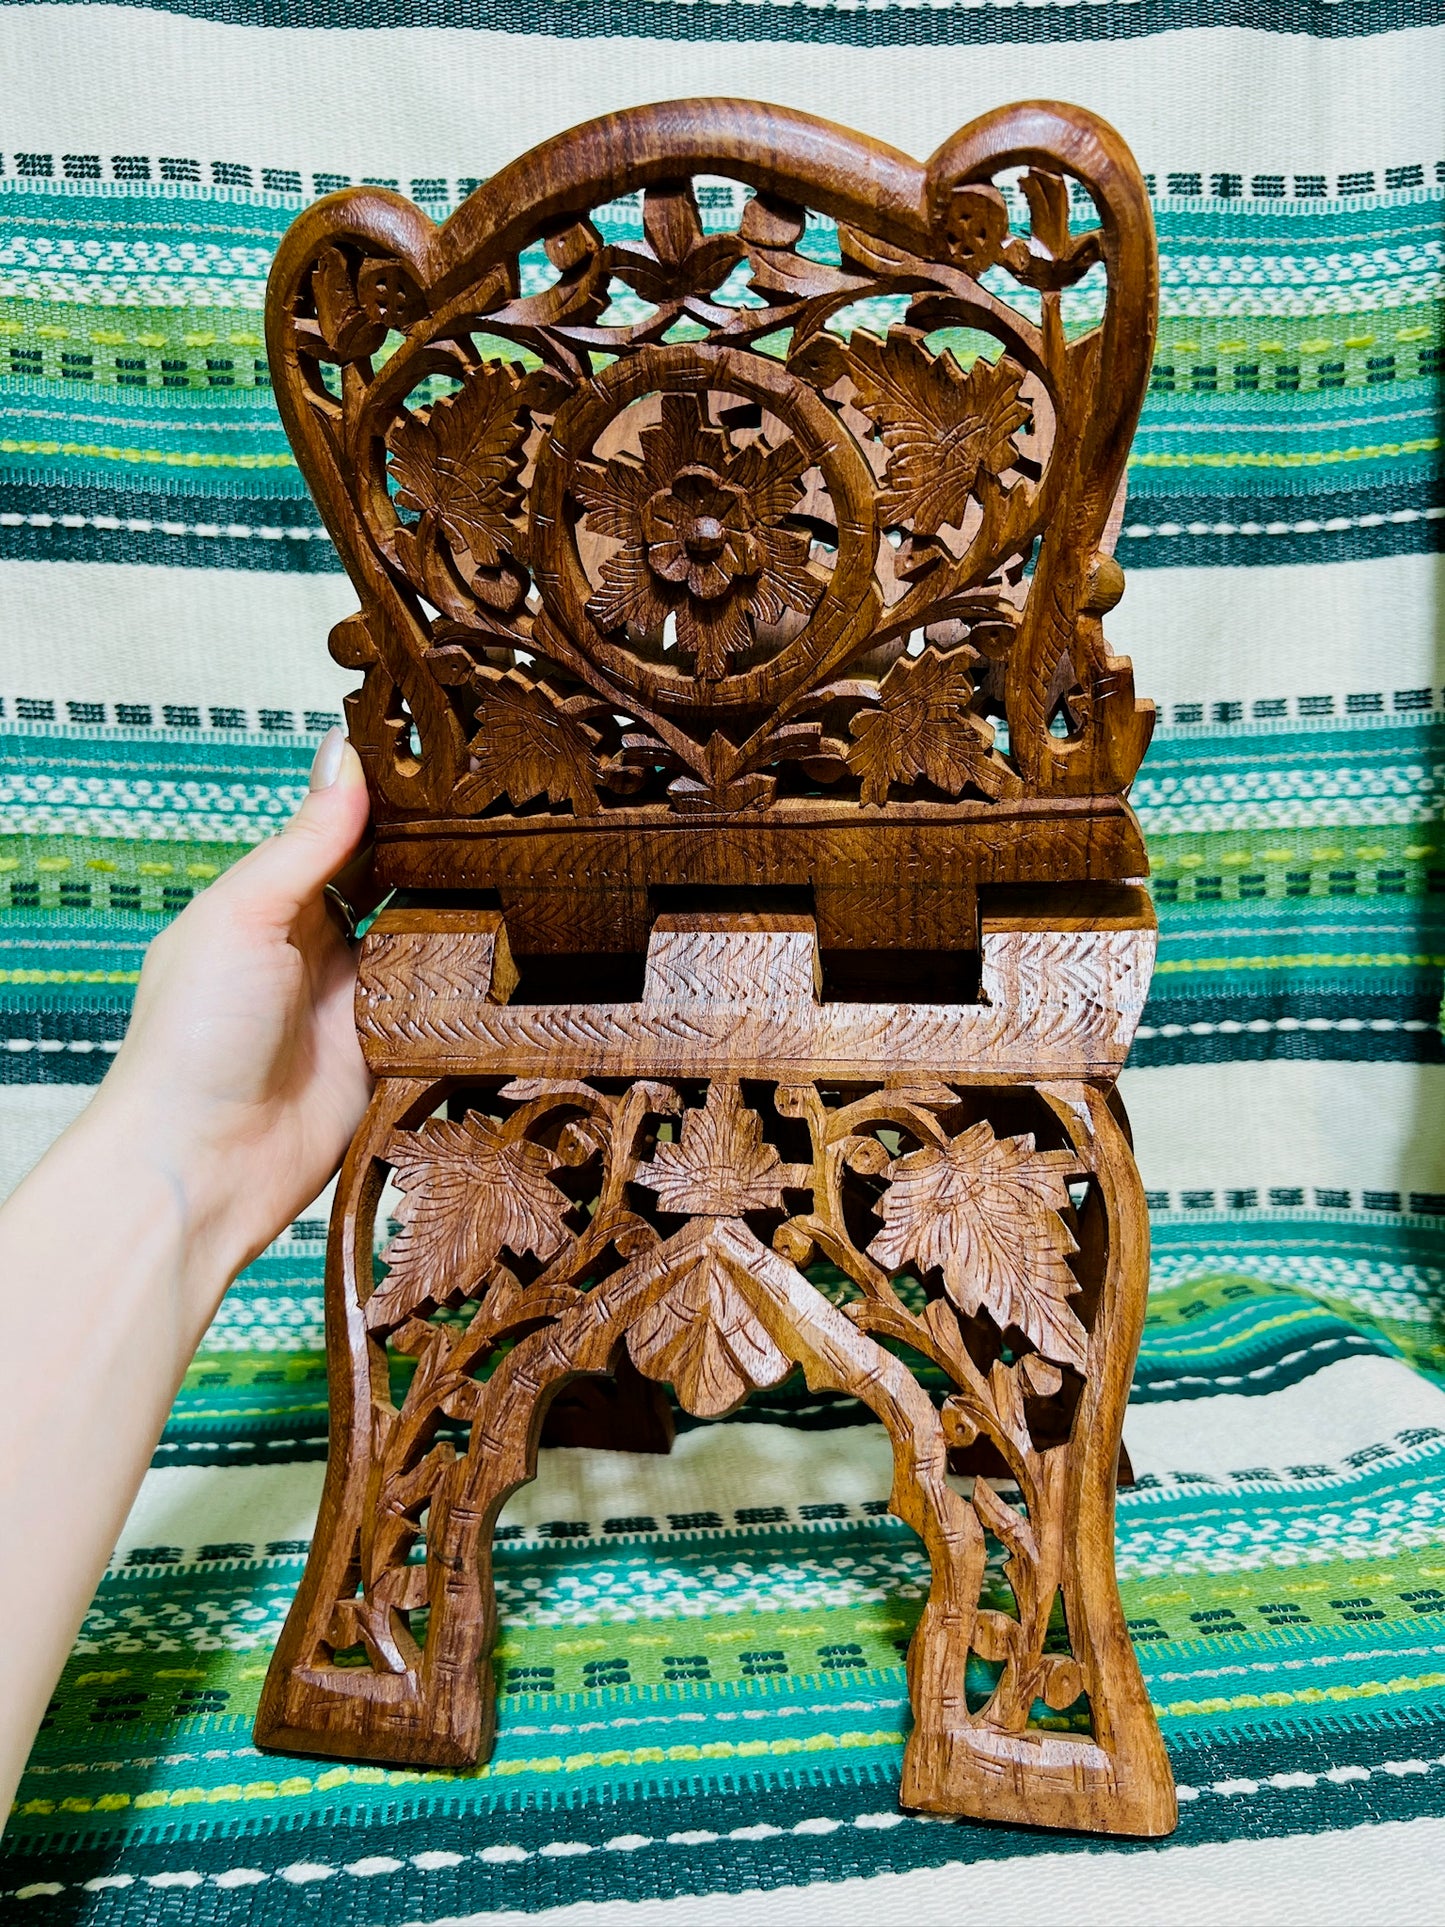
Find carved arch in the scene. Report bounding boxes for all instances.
[256,1049,1172,1833]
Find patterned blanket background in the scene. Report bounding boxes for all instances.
[0,1,1443,1919]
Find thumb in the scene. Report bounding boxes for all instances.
[226,727,372,922]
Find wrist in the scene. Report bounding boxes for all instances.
[71,1077,243,1333]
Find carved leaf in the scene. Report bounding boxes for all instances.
[643,181,706,266]
[387,362,560,574]
[999,170,1105,292]
[843,330,1030,534]
[452,671,600,816]
[586,539,667,637]
[847,647,1016,807]
[635,1082,796,1216]
[377,1114,573,1320]
[606,182,745,302]
[868,1120,1087,1371]
[743,196,863,303]
[627,1223,791,1417]
[1021,170,1072,259]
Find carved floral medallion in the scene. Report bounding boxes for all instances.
[576,394,822,680]
[273,102,1156,831]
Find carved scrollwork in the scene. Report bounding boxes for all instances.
[259,903,1173,1831]
[268,101,1156,845]
[259,102,1172,1839]
[309,1067,1105,1740]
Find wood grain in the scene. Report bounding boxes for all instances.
[257,906,1174,1836]
[254,95,1174,1840]
[266,94,1156,950]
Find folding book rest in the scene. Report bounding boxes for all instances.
[251,96,1176,1838]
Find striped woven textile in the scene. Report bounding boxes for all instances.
[1,1,1444,1918]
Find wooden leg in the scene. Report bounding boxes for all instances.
[894,1082,1173,1835]
[254,1074,491,1768]
[255,909,1174,1836]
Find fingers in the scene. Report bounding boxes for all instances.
[219,729,372,926]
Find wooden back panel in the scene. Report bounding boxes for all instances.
[266,99,1157,952]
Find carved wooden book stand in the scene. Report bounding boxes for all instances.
[253,98,1176,1838]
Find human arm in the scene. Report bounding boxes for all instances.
[0,728,373,1816]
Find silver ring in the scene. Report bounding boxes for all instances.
[323,882,359,942]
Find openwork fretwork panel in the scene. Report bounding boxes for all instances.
[268,99,1157,951]
[256,907,1175,1834]
[256,99,1173,1840]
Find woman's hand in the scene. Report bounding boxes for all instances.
[0,727,375,1821]
[91,725,375,1286]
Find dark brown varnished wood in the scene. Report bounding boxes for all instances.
[253,97,1175,1839]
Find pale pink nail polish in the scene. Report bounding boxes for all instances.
[309,725,344,791]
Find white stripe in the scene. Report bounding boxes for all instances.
[1110,549,1443,722]
[5,509,1441,564]
[1119,1059,1445,1201]
[1140,1330,1377,1393]
[3,234,1439,321]
[7,550,1441,731]
[1123,509,1445,542]
[3,1064,1441,1219]
[0,516,324,541]
[1,1036,123,1053]
[1130,755,1438,833]
[107,1366,1445,1579]
[0,1084,92,1203]
[0,10,1442,184]
[112,1459,325,1566]
[1136,1019,1434,1039]
[1124,1352,1445,1482]
[2,559,356,719]
[1151,1250,1445,1328]
[18,778,1427,842]
[110,1421,900,1567]
[389,1817,1445,1927]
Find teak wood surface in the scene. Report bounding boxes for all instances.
[253,95,1177,1839]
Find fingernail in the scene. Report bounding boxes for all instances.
[309,725,345,791]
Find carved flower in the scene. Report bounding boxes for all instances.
[937,183,1010,274]
[641,467,761,600]
[574,394,822,680]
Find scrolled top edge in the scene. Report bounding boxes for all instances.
[928,99,1150,213]
[434,98,929,281]
[266,96,1155,340]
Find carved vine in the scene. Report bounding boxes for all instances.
[333,1076,1099,1739]
[281,133,1152,821]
